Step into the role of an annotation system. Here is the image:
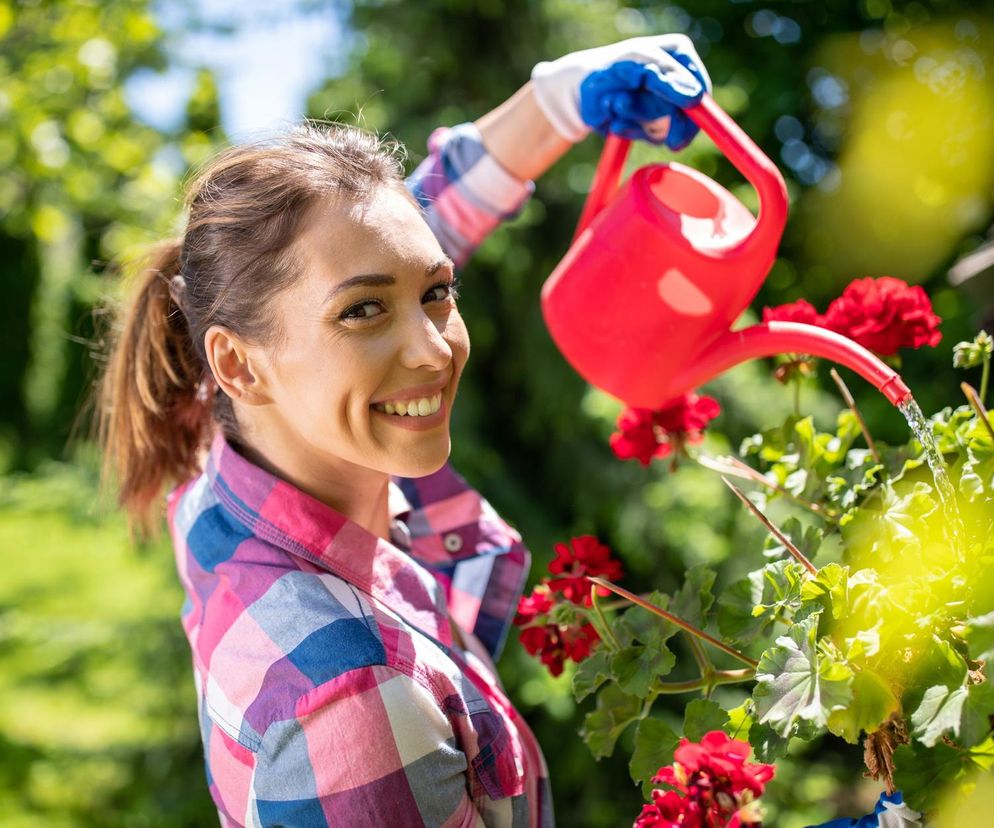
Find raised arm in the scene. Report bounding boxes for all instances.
[406,34,712,267]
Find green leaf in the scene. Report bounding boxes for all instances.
[800,562,850,621]
[629,717,680,798]
[967,612,994,663]
[748,720,791,763]
[763,517,822,563]
[893,736,994,814]
[903,637,969,716]
[911,684,969,747]
[612,643,676,698]
[753,613,854,736]
[839,481,937,563]
[669,564,716,629]
[960,681,994,748]
[572,647,613,702]
[826,668,899,744]
[717,560,805,644]
[683,698,729,742]
[616,591,679,650]
[580,684,643,760]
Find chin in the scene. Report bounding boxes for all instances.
[391,443,451,479]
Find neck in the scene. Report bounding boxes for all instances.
[232,421,393,542]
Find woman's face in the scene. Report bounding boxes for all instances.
[246,185,469,481]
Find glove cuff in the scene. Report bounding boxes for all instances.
[530,61,591,143]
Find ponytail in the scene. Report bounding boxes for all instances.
[98,240,212,537]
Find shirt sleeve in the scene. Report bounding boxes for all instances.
[394,463,531,663]
[405,122,535,269]
[246,665,485,828]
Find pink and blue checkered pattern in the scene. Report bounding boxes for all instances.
[169,433,552,827]
[405,122,534,269]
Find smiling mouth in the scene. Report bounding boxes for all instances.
[371,391,444,417]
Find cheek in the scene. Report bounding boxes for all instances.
[448,312,471,366]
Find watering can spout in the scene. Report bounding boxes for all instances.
[672,322,913,407]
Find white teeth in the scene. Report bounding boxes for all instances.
[375,392,443,417]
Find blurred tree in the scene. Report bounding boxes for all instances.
[0,0,224,468]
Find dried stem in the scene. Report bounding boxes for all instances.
[721,477,818,576]
[697,453,829,519]
[587,576,759,668]
[962,381,994,444]
[830,368,881,464]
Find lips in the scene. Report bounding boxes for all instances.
[371,377,449,406]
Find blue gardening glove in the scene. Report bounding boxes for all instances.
[530,35,711,150]
[807,791,922,828]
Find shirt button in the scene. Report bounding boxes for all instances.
[443,532,463,552]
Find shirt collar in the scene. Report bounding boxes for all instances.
[205,432,454,647]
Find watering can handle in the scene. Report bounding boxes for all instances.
[574,94,789,245]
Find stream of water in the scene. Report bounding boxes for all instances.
[898,397,965,546]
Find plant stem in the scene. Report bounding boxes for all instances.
[590,584,621,651]
[962,382,994,444]
[982,353,990,406]
[793,376,802,417]
[687,633,712,677]
[830,367,881,464]
[697,453,830,520]
[587,576,759,668]
[721,477,819,576]
[653,669,755,695]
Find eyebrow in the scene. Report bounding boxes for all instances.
[324,257,454,304]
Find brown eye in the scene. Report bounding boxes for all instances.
[425,277,461,304]
[340,300,384,320]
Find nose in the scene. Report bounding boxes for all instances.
[399,308,453,371]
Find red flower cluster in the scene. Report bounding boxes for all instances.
[761,298,820,326]
[823,276,942,356]
[610,393,721,467]
[633,731,774,828]
[514,535,625,676]
[548,535,625,605]
[761,276,942,358]
[514,584,600,677]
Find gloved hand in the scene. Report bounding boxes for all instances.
[531,35,712,151]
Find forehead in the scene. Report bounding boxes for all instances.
[295,186,443,278]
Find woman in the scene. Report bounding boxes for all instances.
[98,35,711,827]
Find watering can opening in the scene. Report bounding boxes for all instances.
[647,167,721,220]
[643,164,757,252]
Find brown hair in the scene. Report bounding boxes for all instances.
[98,122,407,536]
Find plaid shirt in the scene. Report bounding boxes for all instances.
[167,124,553,827]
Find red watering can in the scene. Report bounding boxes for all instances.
[540,94,911,409]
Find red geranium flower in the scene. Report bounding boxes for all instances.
[547,535,624,605]
[610,393,721,467]
[762,298,822,326]
[822,276,942,356]
[634,788,704,828]
[637,731,773,828]
[514,584,601,676]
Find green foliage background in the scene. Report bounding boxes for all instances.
[1,0,993,824]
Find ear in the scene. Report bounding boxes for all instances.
[204,325,273,406]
